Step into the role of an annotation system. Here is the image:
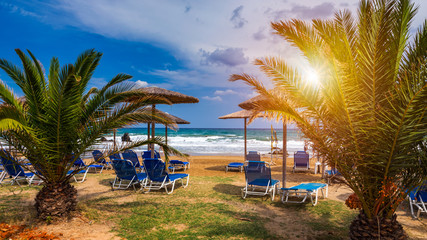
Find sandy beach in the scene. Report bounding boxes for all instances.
[9,155,416,239]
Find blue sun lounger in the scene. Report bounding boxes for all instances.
[225,162,244,172]
[73,156,104,173]
[142,150,160,159]
[0,151,40,186]
[281,183,328,206]
[111,159,147,191]
[242,161,279,200]
[143,158,189,194]
[122,149,143,172]
[226,152,261,172]
[92,150,112,170]
[408,183,427,219]
[66,168,90,183]
[293,151,310,173]
[169,160,190,173]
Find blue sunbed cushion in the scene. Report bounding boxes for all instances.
[67,169,87,175]
[248,179,279,186]
[281,183,327,192]
[228,162,244,168]
[170,160,189,165]
[88,164,104,168]
[24,172,34,177]
[136,172,147,181]
[168,173,188,181]
[409,187,427,201]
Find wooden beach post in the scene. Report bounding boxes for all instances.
[282,120,287,188]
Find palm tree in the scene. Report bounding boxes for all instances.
[0,49,182,220]
[230,0,426,238]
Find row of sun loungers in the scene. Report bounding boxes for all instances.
[106,150,189,194]
[1,149,425,217]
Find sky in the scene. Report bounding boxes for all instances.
[0,0,426,129]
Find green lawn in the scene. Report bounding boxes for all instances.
[0,175,358,239]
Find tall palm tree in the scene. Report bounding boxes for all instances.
[0,49,182,220]
[231,0,426,238]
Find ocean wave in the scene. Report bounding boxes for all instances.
[99,135,305,156]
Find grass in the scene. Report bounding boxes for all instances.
[306,201,357,239]
[0,192,35,223]
[116,201,273,239]
[0,173,359,239]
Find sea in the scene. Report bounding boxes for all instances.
[101,128,306,156]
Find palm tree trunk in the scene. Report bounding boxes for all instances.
[34,182,77,220]
[349,211,407,240]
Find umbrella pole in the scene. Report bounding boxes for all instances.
[113,128,117,149]
[244,118,247,160]
[165,124,168,145]
[151,105,156,158]
[282,120,287,188]
[147,123,150,150]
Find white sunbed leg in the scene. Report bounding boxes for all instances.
[182,176,189,188]
[325,185,328,198]
[79,169,87,183]
[281,190,285,203]
[271,185,276,201]
[111,176,118,190]
[0,171,5,184]
[27,175,35,186]
[166,180,175,194]
[12,176,20,186]
[312,190,319,206]
[285,191,290,203]
[127,176,136,190]
[140,178,148,191]
[420,198,427,214]
[79,169,89,183]
[408,197,416,218]
[145,181,153,193]
[242,185,248,199]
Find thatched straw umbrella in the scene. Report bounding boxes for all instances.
[144,107,190,145]
[219,110,264,158]
[135,87,198,156]
[238,95,289,188]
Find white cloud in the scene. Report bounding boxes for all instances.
[202,96,222,101]
[214,89,237,95]
[201,48,248,67]
[22,0,427,90]
[133,80,149,88]
[1,2,42,19]
[268,2,335,20]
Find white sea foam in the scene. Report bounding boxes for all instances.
[98,134,305,156]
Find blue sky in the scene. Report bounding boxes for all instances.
[0,0,426,129]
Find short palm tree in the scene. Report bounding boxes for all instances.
[0,49,182,220]
[231,0,426,238]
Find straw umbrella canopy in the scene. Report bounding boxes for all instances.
[238,95,289,188]
[132,87,198,155]
[238,95,268,110]
[219,110,265,159]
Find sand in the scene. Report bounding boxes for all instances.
[12,155,426,239]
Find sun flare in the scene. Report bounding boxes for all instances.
[305,68,320,85]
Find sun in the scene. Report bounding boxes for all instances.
[305,68,320,85]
